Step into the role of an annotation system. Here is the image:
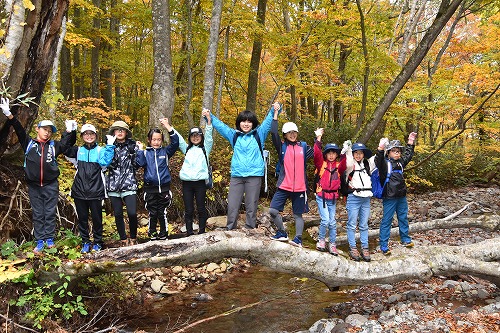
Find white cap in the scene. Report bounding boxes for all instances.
[80,124,97,134]
[282,122,299,134]
[38,120,57,133]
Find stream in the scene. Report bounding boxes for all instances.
[126,264,352,332]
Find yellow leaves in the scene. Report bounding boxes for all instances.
[64,32,94,48]
[0,259,29,283]
[22,0,35,11]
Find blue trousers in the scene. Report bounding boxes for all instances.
[346,195,370,248]
[379,196,411,247]
[316,195,337,243]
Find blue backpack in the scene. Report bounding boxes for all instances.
[371,160,403,199]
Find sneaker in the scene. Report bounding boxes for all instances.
[33,240,45,254]
[149,232,158,241]
[401,241,414,248]
[81,243,91,254]
[91,244,102,252]
[349,247,361,261]
[45,238,55,248]
[158,233,168,240]
[361,248,371,262]
[289,236,302,248]
[270,230,289,242]
[329,244,339,256]
[129,238,138,246]
[316,239,326,251]
[380,245,391,255]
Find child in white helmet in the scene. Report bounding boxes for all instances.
[64,124,115,253]
[375,132,417,255]
[269,111,313,248]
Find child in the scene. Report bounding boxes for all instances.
[177,109,213,236]
[209,102,280,230]
[313,128,346,255]
[375,132,417,255]
[106,120,140,246]
[269,110,313,247]
[344,141,375,262]
[1,97,76,253]
[64,124,115,253]
[136,118,179,241]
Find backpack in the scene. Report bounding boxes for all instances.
[24,139,55,167]
[339,159,371,197]
[374,159,403,198]
[274,141,308,178]
[314,161,340,194]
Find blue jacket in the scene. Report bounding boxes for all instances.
[136,130,179,193]
[211,106,276,177]
[178,125,213,181]
[65,143,115,200]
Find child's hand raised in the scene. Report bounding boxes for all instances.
[408,132,417,145]
[160,118,172,131]
[202,108,211,124]
[314,128,324,139]
[136,141,144,150]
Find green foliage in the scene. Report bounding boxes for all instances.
[1,239,18,260]
[80,272,136,301]
[57,229,84,260]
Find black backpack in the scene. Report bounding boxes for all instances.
[340,159,370,197]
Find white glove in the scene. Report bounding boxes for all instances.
[106,135,117,145]
[314,128,323,137]
[341,140,352,155]
[379,137,389,149]
[65,120,77,132]
[137,141,144,150]
[0,97,11,117]
[408,132,417,144]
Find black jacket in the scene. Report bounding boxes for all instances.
[374,144,414,198]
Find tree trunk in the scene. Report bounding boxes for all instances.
[245,0,267,112]
[201,0,223,120]
[53,215,500,289]
[150,0,175,126]
[355,0,369,132]
[91,0,101,98]
[60,43,73,100]
[397,0,426,66]
[0,0,70,156]
[357,0,466,144]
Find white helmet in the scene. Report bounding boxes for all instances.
[282,122,299,134]
[80,124,97,134]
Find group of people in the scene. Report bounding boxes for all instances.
[1,97,416,261]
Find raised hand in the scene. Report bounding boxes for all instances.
[106,134,117,145]
[65,120,78,132]
[314,128,324,138]
[136,141,144,150]
[379,137,389,150]
[408,132,417,145]
[202,108,212,125]
[341,140,352,155]
[160,118,172,132]
[1,97,12,118]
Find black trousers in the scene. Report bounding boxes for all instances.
[110,194,138,240]
[182,180,208,235]
[74,198,103,245]
[144,191,171,237]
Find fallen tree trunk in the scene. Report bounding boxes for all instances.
[49,215,500,289]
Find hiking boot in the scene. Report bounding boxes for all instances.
[349,247,361,261]
[289,236,302,248]
[316,239,326,251]
[81,243,91,254]
[45,238,55,248]
[361,248,371,262]
[329,244,339,256]
[33,240,45,254]
[92,244,102,252]
[401,241,414,248]
[157,233,168,240]
[380,245,391,255]
[270,230,289,241]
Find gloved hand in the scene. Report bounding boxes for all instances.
[136,141,144,150]
[341,140,352,155]
[408,132,417,144]
[65,120,78,132]
[0,97,11,117]
[106,135,117,145]
[314,128,323,138]
[379,137,389,149]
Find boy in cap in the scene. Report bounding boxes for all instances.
[375,132,417,255]
[64,123,115,253]
[1,97,77,253]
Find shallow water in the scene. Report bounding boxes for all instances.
[127,265,352,333]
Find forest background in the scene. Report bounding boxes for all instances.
[0,0,499,330]
[0,0,499,229]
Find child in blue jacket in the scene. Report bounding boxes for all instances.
[136,118,179,241]
[177,109,213,235]
[64,124,115,253]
